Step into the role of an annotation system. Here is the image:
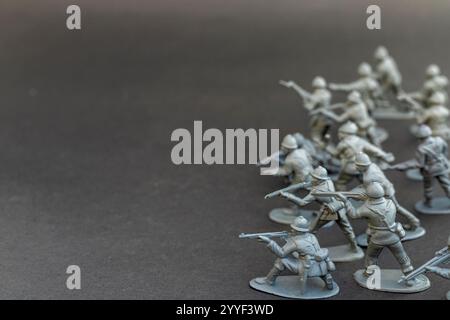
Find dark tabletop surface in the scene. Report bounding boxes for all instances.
[0,0,449,299]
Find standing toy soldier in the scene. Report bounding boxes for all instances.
[399,92,450,140]
[389,124,450,214]
[315,182,430,293]
[329,62,385,114]
[327,121,394,191]
[279,166,364,262]
[279,77,333,148]
[240,216,339,299]
[405,64,448,105]
[352,152,425,246]
[373,46,402,96]
[316,91,387,146]
[261,134,314,224]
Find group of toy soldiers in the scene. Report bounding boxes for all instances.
[243,46,450,299]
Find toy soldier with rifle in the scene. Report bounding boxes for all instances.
[278,166,364,262]
[405,64,448,106]
[279,77,333,148]
[313,182,431,293]
[373,46,403,96]
[240,216,339,299]
[326,121,394,190]
[389,124,450,214]
[351,152,425,246]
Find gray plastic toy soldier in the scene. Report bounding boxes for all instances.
[373,46,402,96]
[261,134,313,184]
[327,121,394,190]
[399,92,450,140]
[316,91,386,146]
[389,125,450,214]
[241,216,339,299]
[279,166,364,262]
[316,182,430,293]
[279,77,333,147]
[329,62,385,114]
[352,152,425,247]
[406,64,448,105]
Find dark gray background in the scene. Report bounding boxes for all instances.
[0,0,449,299]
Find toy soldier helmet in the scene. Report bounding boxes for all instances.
[347,91,362,103]
[338,121,358,135]
[358,62,372,76]
[311,166,328,180]
[312,76,326,88]
[366,182,385,199]
[426,64,441,77]
[355,152,372,167]
[416,124,432,138]
[281,134,298,150]
[374,46,388,59]
[428,92,446,105]
[290,216,310,232]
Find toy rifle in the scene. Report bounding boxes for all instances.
[264,182,310,199]
[279,80,311,100]
[399,246,450,283]
[310,190,367,200]
[239,231,290,240]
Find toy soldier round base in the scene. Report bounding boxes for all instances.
[406,168,423,181]
[326,244,365,263]
[355,227,426,247]
[415,197,450,215]
[353,269,430,293]
[250,275,339,300]
[241,216,339,300]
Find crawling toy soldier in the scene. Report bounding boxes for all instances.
[400,92,450,140]
[316,182,430,293]
[280,166,364,262]
[424,235,450,300]
[327,121,394,190]
[389,125,450,214]
[329,62,384,114]
[352,153,425,246]
[406,64,448,105]
[373,46,402,96]
[240,216,339,299]
[316,91,386,146]
[261,134,313,184]
[279,77,333,147]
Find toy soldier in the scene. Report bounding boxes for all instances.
[329,62,385,113]
[327,122,394,190]
[399,92,450,140]
[352,152,425,246]
[317,182,430,293]
[279,166,363,262]
[279,77,333,147]
[406,64,448,105]
[316,91,385,146]
[389,125,450,214]
[424,235,450,300]
[261,134,313,184]
[241,216,339,299]
[373,46,402,96]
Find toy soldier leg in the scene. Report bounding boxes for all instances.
[298,261,309,294]
[387,242,413,274]
[436,173,450,197]
[335,215,358,250]
[423,173,434,206]
[365,242,384,272]
[256,259,284,285]
[320,274,334,290]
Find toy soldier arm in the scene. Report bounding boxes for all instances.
[397,93,424,112]
[279,191,313,207]
[257,150,283,167]
[329,80,363,92]
[266,238,297,258]
[279,80,311,100]
[319,109,349,123]
[425,266,450,279]
[388,159,420,171]
[261,162,293,177]
[264,181,310,199]
[361,140,394,163]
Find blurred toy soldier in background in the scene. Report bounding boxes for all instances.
[390,125,450,209]
[405,64,448,106]
[280,166,360,253]
[279,77,333,148]
[352,152,421,230]
[373,46,403,96]
[256,216,336,294]
[261,134,313,184]
[316,91,384,146]
[327,122,394,190]
[329,62,385,114]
